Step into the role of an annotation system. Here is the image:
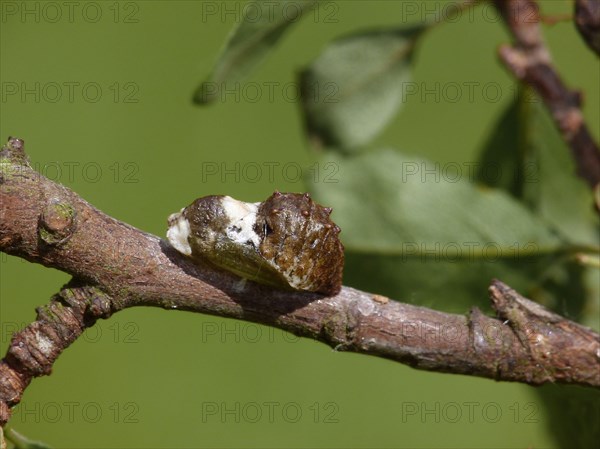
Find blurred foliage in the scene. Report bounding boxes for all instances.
[298,26,423,151]
[308,148,567,313]
[2,0,599,448]
[193,0,318,104]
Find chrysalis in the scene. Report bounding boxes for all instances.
[167,192,344,295]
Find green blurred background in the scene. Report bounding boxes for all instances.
[1,1,598,448]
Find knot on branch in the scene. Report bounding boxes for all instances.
[467,307,517,381]
[318,292,381,351]
[0,137,28,167]
[39,200,77,246]
[489,280,600,386]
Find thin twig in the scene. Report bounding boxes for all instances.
[494,0,600,191]
[540,13,572,26]
[574,0,600,55]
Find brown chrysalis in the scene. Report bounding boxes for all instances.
[167,192,344,295]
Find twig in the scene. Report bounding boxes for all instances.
[0,282,113,427]
[574,0,600,55]
[494,0,600,191]
[1,137,599,427]
[540,13,572,26]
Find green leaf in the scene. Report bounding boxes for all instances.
[193,0,317,105]
[307,149,574,312]
[525,96,600,245]
[476,87,599,246]
[474,92,525,198]
[313,149,561,252]
[299,26,424,153]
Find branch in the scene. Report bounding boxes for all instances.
[494,0,600,191]
[574,0,600,56]
[0,282,113,428]
[1,137,599,427]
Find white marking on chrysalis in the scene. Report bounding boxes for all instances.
[221,196,261,248]
[167,210,192,255]
[166,192,344,295]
